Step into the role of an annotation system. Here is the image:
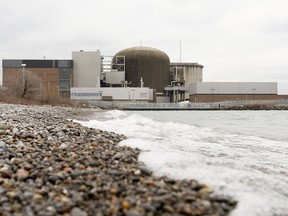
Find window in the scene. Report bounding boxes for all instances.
[71,92,101,97]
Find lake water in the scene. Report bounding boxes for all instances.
[77,110,288,216]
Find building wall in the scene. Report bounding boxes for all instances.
[106,72,125,85]
[184,66,203,85]
[28,68,59,92]
[170,63,203,84]
[189,94,288,103]
[156,96,170,103]
[170,63,203,99]
[58,68,73,97]
[114,47,170,94]
[189,82,283,103]
[3,68,61,97]
[72,50,101,88]
[71,87,151,101]
[2,59,73,98]
[189,82,278,95]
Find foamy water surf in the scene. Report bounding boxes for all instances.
[76,110,288,216]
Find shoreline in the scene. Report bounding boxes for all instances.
[0,103,237,215]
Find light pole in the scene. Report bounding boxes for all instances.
[21,63,26,89]
[252,88,256,100]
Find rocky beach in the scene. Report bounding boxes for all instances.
[0,103,237,216]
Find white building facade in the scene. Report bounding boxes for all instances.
[72,50,101,88]
[71,87,152,101]
[189,82,279,103]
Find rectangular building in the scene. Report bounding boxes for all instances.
[189,82,281,103]
[2,59,73,98]
[71,87,151,101]
[72,50,101,88]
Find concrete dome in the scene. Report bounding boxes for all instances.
[116,46,170,60]
[114,46,170,93]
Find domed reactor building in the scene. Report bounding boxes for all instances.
[113,46,170,94]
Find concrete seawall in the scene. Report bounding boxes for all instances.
[88,100,288,110]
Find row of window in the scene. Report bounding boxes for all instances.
[3,60,73,68]
[71,93,101,97]
[71,92,149,98]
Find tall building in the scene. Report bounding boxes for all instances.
[72,50,101,88]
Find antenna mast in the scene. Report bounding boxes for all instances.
[180,40,182,62]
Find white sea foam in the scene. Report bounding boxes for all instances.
[77,110,288,216]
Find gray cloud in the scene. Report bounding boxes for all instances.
[1,0,288,92]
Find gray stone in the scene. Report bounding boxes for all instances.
[71,207,87,216]
[0,124,12,130]
[125,210,144,216]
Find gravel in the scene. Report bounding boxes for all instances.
[0,103,237,215]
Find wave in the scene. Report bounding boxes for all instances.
[76,110,288,216]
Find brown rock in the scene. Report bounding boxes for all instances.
[15,169,29,181]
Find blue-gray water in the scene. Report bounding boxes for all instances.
[77,110,288,216]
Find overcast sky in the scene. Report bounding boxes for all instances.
[1,0,288,93]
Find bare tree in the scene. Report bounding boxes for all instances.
[5,69,41,99]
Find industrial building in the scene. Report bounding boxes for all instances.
[165,62,204,102]
[71,87,152,101]
[170,63,203,86]
[2,59,73,97]
[189,82,288,103]
[69,46,203,103]
[112,46,170,94]
[72,50,101,88]
[2,45,287,104]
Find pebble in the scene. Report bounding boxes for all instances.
[0,103,237,215]
[58,143,68,149]
[16,169,30,181]
[71,207,87,216]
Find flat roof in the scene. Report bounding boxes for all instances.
[170,62,204,68]
[2,59,73,68]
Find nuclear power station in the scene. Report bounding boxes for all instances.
[113,46,170,93]
[2,45,288,104]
